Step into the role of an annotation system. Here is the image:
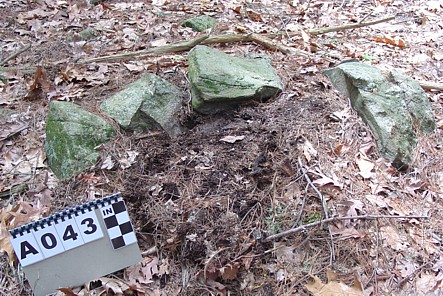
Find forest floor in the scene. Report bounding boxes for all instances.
[1,0,443,295]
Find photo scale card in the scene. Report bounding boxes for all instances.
[9,193,142,296]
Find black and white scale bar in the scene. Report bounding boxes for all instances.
[100,198,137,249]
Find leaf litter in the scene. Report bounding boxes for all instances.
[0,0,443,295]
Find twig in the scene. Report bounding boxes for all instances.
[298,158,335,264]
[365,220,380,292]
[417,80,443,91]
[263,214,428,242]
[0,44,31,66]
[141,246,158,256]
[308,16,395,35]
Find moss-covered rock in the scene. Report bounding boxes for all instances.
[100,73,184,138]
[188,45,282,114]
[45,101,115,179]
[181,15,216,32]
[324,62,435,170]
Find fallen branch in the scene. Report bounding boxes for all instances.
[263,214,428,242]
[307,16,395,35]
[79,34,210,64]
[0,44,31,66]
[79,16,394,64]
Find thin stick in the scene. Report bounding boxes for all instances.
[416,80,443,91]
[0,44,31,66]
[308,16,395,35]
[263,214,428,242]
[298,158,335,264]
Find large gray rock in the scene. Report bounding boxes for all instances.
[45,101,115,180]
[325,62,435,170]
[182,15,216,32]
[100,73,184,137]
[188,45,282,114]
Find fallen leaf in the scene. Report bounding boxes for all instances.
[220,263,240,280]
[246,9,263,22]
[397,260,418,277]
[98,277,130,294]
[380,225,409,251]
[274,242,301,265]
[331,227,366,239]
[220,135,245,143]
[126,256,159,286]
[101,155,114,170]
[373,35,406,47]
[207,279,226,295]
[303,140,317,162]
[119,150,139,169]
[305,269,364,295]
[57,287,77,296]
[416,272,438,294]
[355,154,375,179]
[310,171,343,189]
[0,120,29,141]
[24,66,53,101]
[123,63,145,72]
[365,194,388,208]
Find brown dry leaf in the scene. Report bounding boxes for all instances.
[404,178,426,195]
[365,194,388,208]
[384,198,411,216]
[310,170,343,189]
[220,262,240,280]
[123,63,145,72]
[373,35,406,47]
[246,9,263,22]
[151,38,167,47]
[305,269,364,295]
[331,143,350,157]
[57,287,77,296]
[380,225,409,251]
[359,140,376,155]
[24,66,53,101]
[125,256,159,285]
[303,140,317,162]
[10,201,45,227]
[0,120,28,141]
[416,272,438,294]
[99,277,130,294]
[119,150,139,169]
[207,279,226,296]
[368,180,391,195]
[338,199,364,218]
[274,242,301,265]
[355,154,375,179]
[0,205,15,263]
